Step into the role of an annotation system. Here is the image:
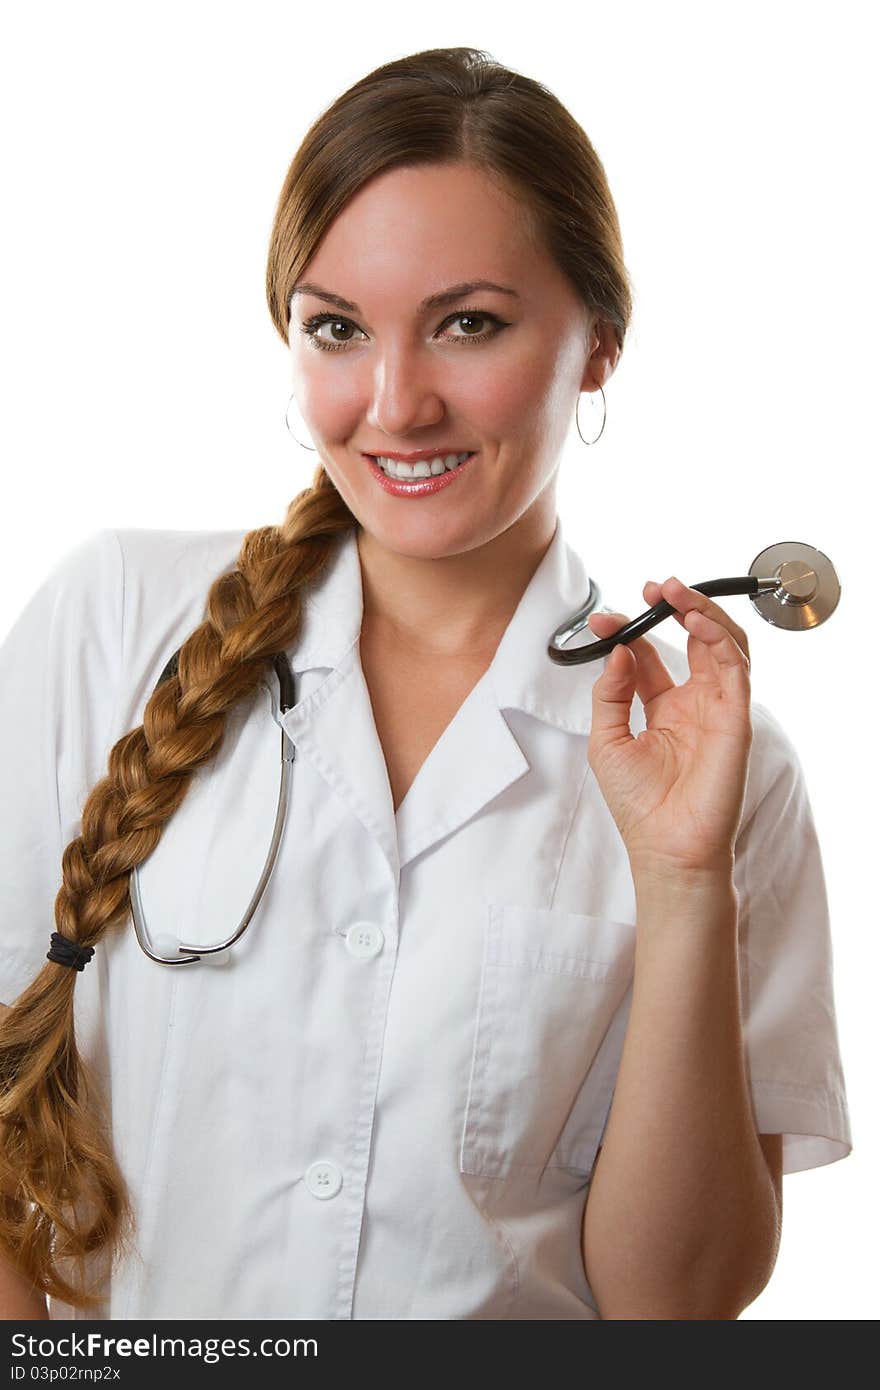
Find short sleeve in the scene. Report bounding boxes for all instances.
[733,701,853,1175]
[0,529,124,1006]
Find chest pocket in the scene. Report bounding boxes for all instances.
[460,902,636,1181]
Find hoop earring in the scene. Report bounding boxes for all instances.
[576,386,606,446]
[285,392,317,451]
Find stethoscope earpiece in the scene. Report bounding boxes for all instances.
[547,542,841,665]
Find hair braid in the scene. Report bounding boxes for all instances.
[0,464,355,1308]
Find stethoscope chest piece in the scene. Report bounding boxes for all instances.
[748,541,841,631]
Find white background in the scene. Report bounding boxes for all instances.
[1,0,875,1319]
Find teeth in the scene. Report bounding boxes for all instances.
[375,451,473,479]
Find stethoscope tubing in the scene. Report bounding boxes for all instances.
[129,652,298,966]
[547,574,780,665]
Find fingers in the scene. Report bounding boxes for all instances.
[587,607,676,709]
[589,573,752,713]
[644,577,751,665]
[587,607,643,744]
[643,577,752,703]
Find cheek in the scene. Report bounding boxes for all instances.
[297,371,362,440]
[457,357,557,434]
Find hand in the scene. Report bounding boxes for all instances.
[587,576,753,877]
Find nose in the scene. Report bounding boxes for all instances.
[364,344,445,439]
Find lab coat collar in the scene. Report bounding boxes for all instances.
[287,514,602,738]
[279,517,604,873]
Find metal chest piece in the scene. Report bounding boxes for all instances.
[748,541,841,631]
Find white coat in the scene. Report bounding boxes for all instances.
[0,518,852,1320]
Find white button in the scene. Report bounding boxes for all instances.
[345,922,385,958]
[305,1160,343,1200]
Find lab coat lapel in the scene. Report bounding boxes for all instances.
[282,646,401,877]
[275,519,606,876]
[485,514,603,743]
[393,515,604,867]
[275,530,400,877]
[392,676,530,869]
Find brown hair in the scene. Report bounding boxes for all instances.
[0,44,633,1310]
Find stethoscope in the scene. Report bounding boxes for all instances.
[131,539,840,966]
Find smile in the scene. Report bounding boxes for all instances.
[363,451,478,498]
[370,451,474,480]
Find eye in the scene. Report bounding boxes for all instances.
[300,315,366,351]
[439,311,506,342]
[298,308,509,353]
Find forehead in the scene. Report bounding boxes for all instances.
[298,163,551,303]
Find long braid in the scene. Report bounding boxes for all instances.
[0,464,355,1307]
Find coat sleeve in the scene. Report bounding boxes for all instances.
[0,529,124,1006]
[733,700,853,1175]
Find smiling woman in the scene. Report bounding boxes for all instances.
[0,43,850,1323]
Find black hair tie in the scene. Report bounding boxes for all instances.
[47,931,95,972]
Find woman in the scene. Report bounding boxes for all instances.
[0,45,852,1320]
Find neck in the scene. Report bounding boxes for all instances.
[356,511,558,663]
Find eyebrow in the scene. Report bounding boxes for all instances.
[289,279,521,316]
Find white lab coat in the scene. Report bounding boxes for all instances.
[0,518,852,1320]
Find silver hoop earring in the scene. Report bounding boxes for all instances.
[285,392,317,451]
[576,386,606,446]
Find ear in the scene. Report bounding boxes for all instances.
[581,318,620,392]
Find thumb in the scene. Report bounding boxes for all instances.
[590,639,637,745]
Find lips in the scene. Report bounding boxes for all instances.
[364,450,477,496]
